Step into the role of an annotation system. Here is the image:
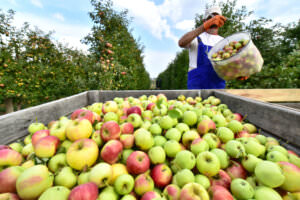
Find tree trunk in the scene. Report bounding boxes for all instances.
[17,104,22,111]
[5,98,14,114]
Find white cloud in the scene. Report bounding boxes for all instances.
[175,19,194,31]
[143,49,176,78]
[13,12,90,51]
[53,13,65,21]
[30,0,43,8]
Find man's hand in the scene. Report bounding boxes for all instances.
[204,15,226,30]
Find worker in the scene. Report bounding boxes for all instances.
[178,6,227,89]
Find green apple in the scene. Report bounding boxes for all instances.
[98,186,119,200]
[230,178,254,200]
[223,109,232,117]
[266,151,288,162]
[141,120,152,130]
[50,121,69,141]
[104,112,119,122]
[210,148,230,169]
[21,143,34,158]
[244,140,266,157]
[28,122,46,135]
[196,151,220,177]
[195,174,210,189]
[183,111,197,126]
[267,145,288,156]
[39,186,70,200]
[114,174,134,195]
[212,114,227,128]
[175,123,190,133]
[203,133,220,149]
[159,115,174,130]
[54,167,77,189]
[175,169,195,187]
[48,153,67,172]
[61,140,72,152]
[242,154,262,173]
[142,110,153,121]
[288,153,300,168]
[154,136,167,147]
[243,123,257,133]
[255,134,267,145]
[134,128,154,151]
[227,120,243,133]
[89,162,113,188]
[95,122,103,130]
[179,182,209,200]
[254,186,282,200]
[225,140,246,159]
[254,161,285,188]
[173,150,196,170]
[163,140,181,158]
[190,138,209,155]
[182,130,200,147]
[77,171,90,185]
[149,123,162,135]
[202,108,214,118]
[127,113,143,128]
[148,146,166,164]
[216,127,234,143]
[120,194,136,200]
[121,149,134,164]
[9,142,23,153]
[165,128,181,142]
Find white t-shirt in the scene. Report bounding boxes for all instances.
[187,32,223,71]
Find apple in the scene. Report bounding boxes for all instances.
[267,145,288,156]
[120,134,135,149]
[142,110,153,121]
[110,163,128,184]
[31,130,50,146]
[190,138,209,155]
[244,140,266,157]
[126,151,150,175]
[154,136,167,147]
[173,150,196,170]
[151,164,172,187]
[89,162,113,188]
[223,109,232,117]
[77,171,90,185]
[163,140,181,158]
[72,109,94,124]
[21,160,34,169]
[68,182,98,200]
[61,140,72,152]
[16,165,53,200]
[149,123,162,135]
[141,191,161,200]
[226,161,247,180]
[127,114,143,128]
[216,127,234,143]
[180,183,209,200]
[254,161,285,188]
[0,166,24,193]
[254,186,282,200]
[182,111,197,126]
[175,123,190,133]
[122,149,134,164]
[288,153,300,168]
[103,112,119,122]
[148,146,166,164]
[146,103,156,111]
[98,186,119,200]
[165,128,181,142]
[134,128,154,151]
[255,134,267,145]
[54,167,77,189]
[48,153,67,172]
[203,133,221,149]
[225,140,245,159]
[34,135,60,158]
[278,161,300,192]
[89,102,103,115]
[114,174,135,195]
[175,169,195,187]
[235,130,250,138]
[24,135,31,145]
[0,193,20,200]
[101,139,123,164]
[9,143,23,153]
[134,173,154,196]
[212,114,227,128]
[127,106,142,116]
[66,119,93,141]
[163,184,181,200]
[242,154,262,173]
[227,120,243,133]
[210,185,234,200]
[141,120,152,130]
[159,115,174,130]
[121,122,134,134]
[66,139,99,171]
[211,169,231,189]
[197,119,216,135]
[194,174,210,189]
[91,130,103,146]
[196,151,220,177]
[121,194,137,200]
[102,101,118,114]
[94,122,103,131]
[182,130,200,148]
[243,123,257,133]
[0,149,23,167]
[230,178,254,200]
[210,148,230,169]
[28,122,46,135]
[266,151,288,162]
[100,121,121,141]
[39,186,70,200]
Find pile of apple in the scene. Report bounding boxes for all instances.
[210,39,263,80]
[0,94,300,200]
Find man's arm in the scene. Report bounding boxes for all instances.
[178,25,205,48]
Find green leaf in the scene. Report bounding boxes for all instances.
[168,109,181,119]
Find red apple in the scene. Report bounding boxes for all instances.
[235,131,250,138]
[120,134,135,149]
[0,149,22,167]
[163,184,181,200]
[100,121,121,142]
[0,166,24,193]
[233,113,243,122]
[0,145,11,150]
[278,161,300,192]
[151,164,172,188]
[226,161,247,180]
[141,191,161,200]
[120,122,134,134]
[31,130,50,146]
[146,103,155,111]
[127,106,142,116]
[197,119,216,135]
[134,173,154,196]
[71,109,85,120]
[68,182,98,200]
[127,151,150,175]
[210,170,231,189]
[33,135,60,158]
[210,185,234,200]
[71,109,94,124]
[101,140,123,164]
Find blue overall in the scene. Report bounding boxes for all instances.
[187,36,226,89]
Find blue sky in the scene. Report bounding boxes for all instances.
[1,0,299,78]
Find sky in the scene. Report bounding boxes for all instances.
[1,0,299,78]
